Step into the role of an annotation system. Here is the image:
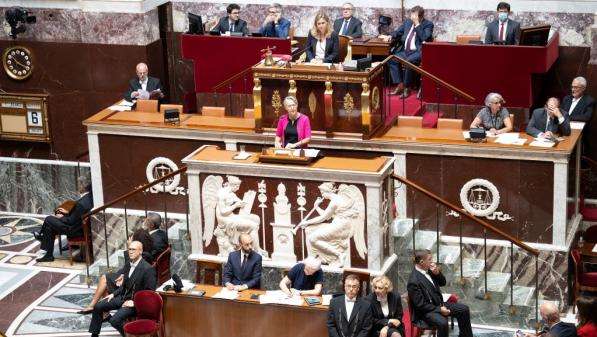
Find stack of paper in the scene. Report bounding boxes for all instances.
[108,100,135,112]
[322,294,333,306]
[494,133,526,146]
[258,290,302,306]
[157,278,195,292]
[212,288,239,300]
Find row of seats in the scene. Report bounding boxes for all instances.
[134,99,255,118]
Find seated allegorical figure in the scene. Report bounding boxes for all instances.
[305,11,340,64]
[367,275,405,337]
[259,3,291,38]
[279,256,323,296]
[123,62,164,102]
[222,233,263,290]
[526,97,571,139]
[470,92,513,135]
[274,96,312,149]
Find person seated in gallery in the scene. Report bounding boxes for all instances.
[469,92,513,135]
[562,77,593,123]
[366,275,405,337]
[484,2,521,45]
[144,212,169,261]
[222,233,263,290]
[274,96,312,149]
[34,175,93,262]
[523,302,576,337]
[327,274,373,337]
[576,296,597,337]
[332,2,363,38]
[210,3,249,36]
[259,3,291,38]
[123,62,164,102]
[407,249,473,337]
[379,6,434,98]
[279,256,323,296]
[305,12,340,64]
[526,97,571,139]
[88,240,156,337]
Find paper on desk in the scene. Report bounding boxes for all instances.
[495,133,526,145]
[233,151,251,160]
[571,121,585,130]
[593,245,597,253]
[118,100,135,107]
[157,278,194,292]
[292,149,320,157]
[462,131,470,139]
[529,140,555,148]
[213,288,239,300]
[108,105,132,111]
[259,290,302,306]
[322,294,332,306]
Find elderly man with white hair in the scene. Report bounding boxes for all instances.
[124,62,164,102]
[523,302,576,337]
[561,76,594,123]
[279,256,323,296]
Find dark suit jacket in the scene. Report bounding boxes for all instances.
[407,268,446,323]
[305,31,340,63]
[61,192,93,237]
[212,16,249,36]
[549,321,577,337]
[112,258,157,301]
[333,17,363,38]
[366,292,405,337]
[391,19,434,54]
[222,250,262,289]
[484,19,521,45]
[526,108,572,138]
[150,229,168,260]
[124,76,163,101]
[327,295,373,337]
[562,94,594,123]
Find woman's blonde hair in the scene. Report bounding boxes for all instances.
[310,11,332,39]
[371,275,393,292]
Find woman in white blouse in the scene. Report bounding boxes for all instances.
[305,11,340,63]
[367,276,404,337]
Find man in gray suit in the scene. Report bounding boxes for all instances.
[526,97,571,139]
[333,3,363,38]
[485,2,521,45]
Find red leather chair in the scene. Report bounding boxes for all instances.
[152,246,171,285]
[123,290,163,337]
[66,217,94,266]
[571,249,597,303]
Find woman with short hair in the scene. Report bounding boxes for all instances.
[275,96,312,149]
[367,275,404,337]
[470,92,513,135]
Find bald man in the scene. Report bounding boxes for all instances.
[89,241,156,337]
[524,302,576,337]
[123,62,164,102]
[222,233,262,290]
[526,97,571,139]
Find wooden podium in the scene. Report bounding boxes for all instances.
[252,62,390,139]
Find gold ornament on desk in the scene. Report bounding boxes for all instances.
[261,45,277,67]
[271,90,282,116]
[343,92,354,120]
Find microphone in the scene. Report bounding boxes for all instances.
[172,273,184,293]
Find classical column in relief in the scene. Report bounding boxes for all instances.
[271,182,297,263]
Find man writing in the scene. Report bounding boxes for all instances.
[279,256,323,296]
[222,233,262,290]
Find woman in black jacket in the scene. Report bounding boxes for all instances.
[305,11,339,63]
[367,276,404,337]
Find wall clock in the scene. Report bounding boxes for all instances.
[3,46,33,80]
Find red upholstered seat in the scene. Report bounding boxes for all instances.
[123,290,163,337]
[123,319,158,334]
[579,272,597,287]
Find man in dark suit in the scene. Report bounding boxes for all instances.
[222,233,262,290]
[144,212,168,260]
[562,77,594,122]
[34,176,93,262]
[327,274,373,337]
[524,302,576,337]
[89,240,156,337]
[380,6,434,97]
[259,3,291,38]
[211,3,249,36]
[527,97,572,139]
[333,3,363,38]
[407,250,473,337]
[123,62,164,102]
[484,2,521,45]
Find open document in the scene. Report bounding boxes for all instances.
[494,133,526,146]
[213,287,239,300]
[259,290,303,306]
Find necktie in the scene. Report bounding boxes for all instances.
[341,20,349,35]
[231,22,235,32]
[241,253,248,270]
[405,26,415,51]
[499,22,505,41]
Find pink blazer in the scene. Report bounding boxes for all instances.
[275,113,312,146]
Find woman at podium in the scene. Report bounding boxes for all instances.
[305,12,340,63]
[470,92,513,135]
[275,96,312,149]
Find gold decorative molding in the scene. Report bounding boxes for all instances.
[361,82,371,136]
[252,77,262,132]
[272,90,282,116]
[343,92,355,120]
[288,80,297,98]
[372,86,380,111]
[308,91,317,114]
[324,81,334,137]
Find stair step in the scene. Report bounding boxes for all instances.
[501,286,536,307]
[406,230,441,251]
[432,245,461,265]
[392,218,416,238]
[456,258,486,279]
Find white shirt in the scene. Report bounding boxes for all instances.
[315,38,326,61]
[128,258,141,277]
[240,251,249,265]
[149,229,158,235]
[405,24,417,50]
[415,265,435,286]
[377,295,389,317]
[345,295,356,318]
[498,20,508,41]
[139,78,148,91]
[569,97,581,115]
[340,18,351,35]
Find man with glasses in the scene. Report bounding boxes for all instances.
[562,77,594,123]
[259,3,291,38]
[211,3,249,36]
[484,2,521,45]
[333,3,363,38]
[327,274,373,337]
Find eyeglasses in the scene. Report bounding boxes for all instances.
[268,10,277,14]
[571,85,583,89]
[342,7,353,10]
[344,284,360,289]
[231,10,240,14]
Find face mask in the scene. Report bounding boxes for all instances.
[498,12,508,22]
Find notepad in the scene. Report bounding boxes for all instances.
[529,140,555,148]
[213,288,239,300]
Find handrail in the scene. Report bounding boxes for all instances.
[380,54,475,102]
[84,166,187,218]
[582,156,597,171]
[75,151,89,161]
[392,173,539,256]
[212,66,254,91]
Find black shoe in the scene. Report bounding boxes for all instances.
[76,307,93,315]
[36,255,54,262]
[33,231,43,241]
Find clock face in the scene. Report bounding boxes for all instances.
[3,46,33,80]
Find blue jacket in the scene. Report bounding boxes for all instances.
[222,250,262,289]
[391,19,434,53]
[259,17,291,38]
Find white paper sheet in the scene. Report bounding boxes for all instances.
[570,121,585,130]
[529,140,555,148]
[108,105,132,112]
[322,294,333,306]
[259,290,303,306]
[212,288,239,300]
[233,151,251,160]
[157,278,195,292]
[495,133,526,145]
[293,149,320,157]
[462,131,470,139]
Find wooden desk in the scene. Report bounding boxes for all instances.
[160,284,328,337]
[580,243,597,258]
[351,37,391,56]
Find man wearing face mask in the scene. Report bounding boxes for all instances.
[222,233,263,290]
[485,2,521,45]
[526,97,571,139]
